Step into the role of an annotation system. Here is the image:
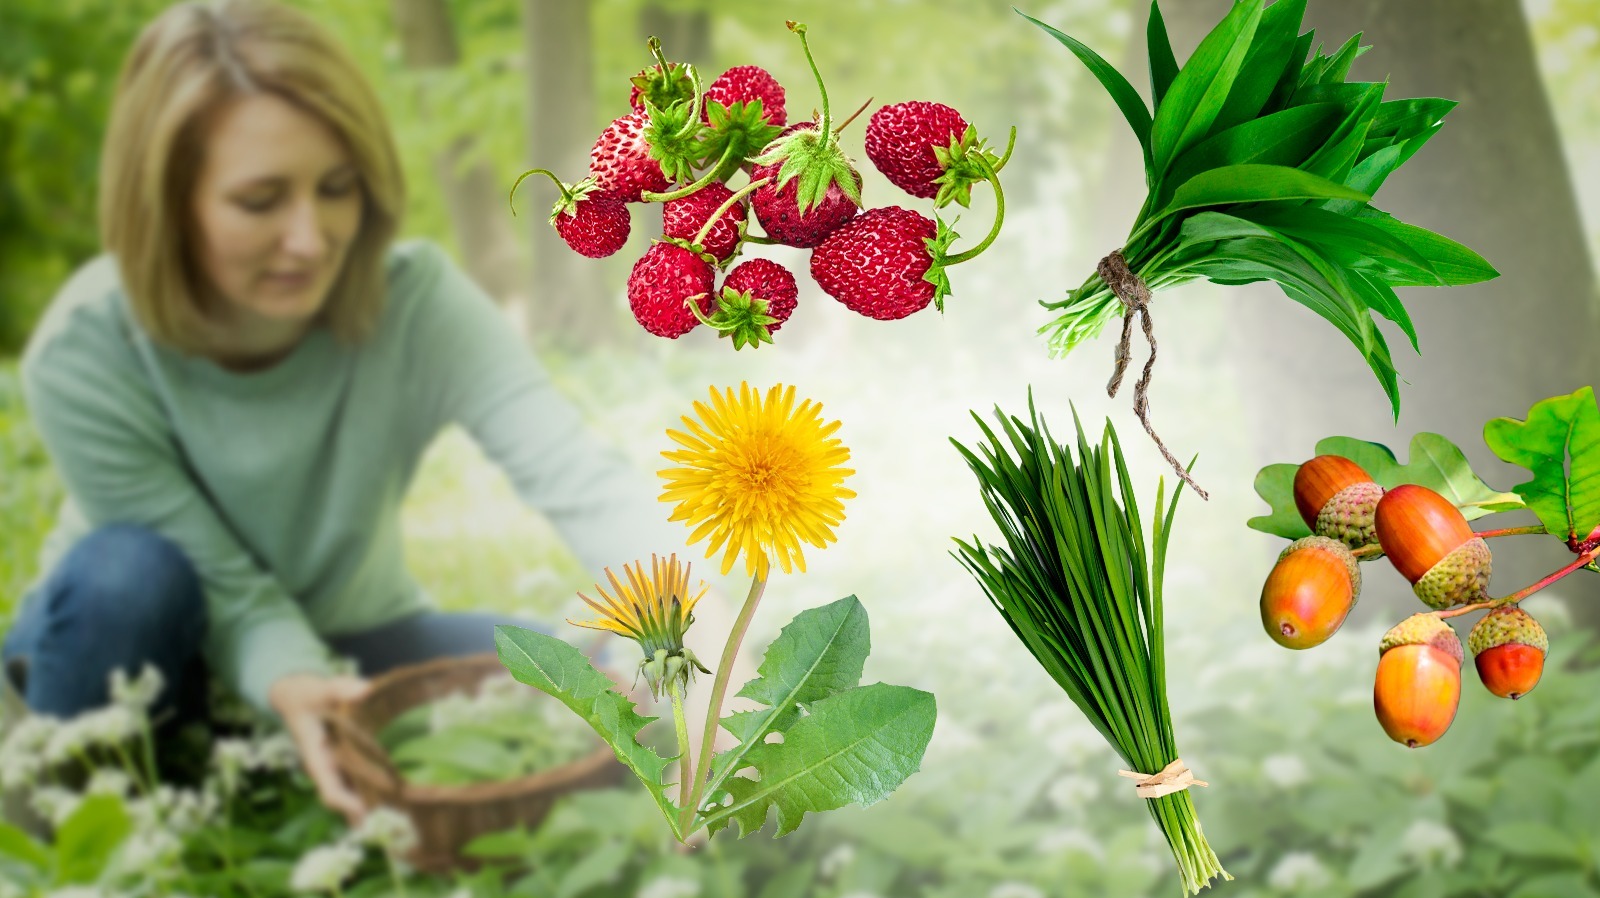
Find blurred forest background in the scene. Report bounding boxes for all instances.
[3,0,1600,896]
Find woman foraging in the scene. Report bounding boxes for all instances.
[1,0,680,824]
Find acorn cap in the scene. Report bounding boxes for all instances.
[1413,537,1492,610]
[1380,613,1464,666]
[1467,605,1549,656]
[1279,535,1362,604]
[1315,480,1385,554]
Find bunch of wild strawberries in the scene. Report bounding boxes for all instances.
[1259,456,1551,749]
[511,22,1011,350]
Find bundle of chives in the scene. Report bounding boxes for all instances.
[951,398,1227,895]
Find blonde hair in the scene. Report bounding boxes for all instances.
[99,0,404,352]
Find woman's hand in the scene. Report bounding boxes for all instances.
[268,671,371,825]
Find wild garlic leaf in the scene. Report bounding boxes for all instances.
[1160,103,1344,205]
[1212,0,1307,132]
[495,625,682,838]
[1148,1,1179,110]
[1151,0,1264,174]
[1019,11,1152,162]
[1485,387,1600,543]
[1159,163,1368,218]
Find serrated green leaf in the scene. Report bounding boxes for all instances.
[1020,10,1152,163]
[1151,0,1263,173]
[1212,0,1306,131]
[495,625,681,837]
[1147,1,1179,110]
[1248,433,1523,538]
[1161,103,1343,204]
[702,683,935,838]
[1158,163,1369,218]
[53,795,130,884]
[1484,387,1600,543]
[710,596,870,791]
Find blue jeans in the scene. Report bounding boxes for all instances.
[2,524,548,721]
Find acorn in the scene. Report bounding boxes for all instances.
[1374,484,1491,609]
[1374,613,1463,748]
[1467,606,1548,699]
[1294,455,1385,554]
[1260,536,1361,649]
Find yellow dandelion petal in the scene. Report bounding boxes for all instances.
[568,555,707,658]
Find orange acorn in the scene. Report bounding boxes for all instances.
[1374,614,1463,748]
[1375,484,1491,609]
[1260,536,1360,649]
[1293,455,1384,553]
[1468,606,1548,699]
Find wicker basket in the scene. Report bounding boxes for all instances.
[325,652,623,873]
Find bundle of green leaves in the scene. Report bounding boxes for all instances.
[951,399,1226,896]
[1024,0,1498,490]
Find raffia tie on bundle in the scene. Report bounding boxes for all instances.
[1116,758,1209,800]
[1097,250,1209,501]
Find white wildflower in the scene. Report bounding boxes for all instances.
[251,731,300,772]
[30,786,83,827]
[1,714,59,756]
[989,883,1045,898]
[0,753,43,790]
[1035,827,1103,859]
[1268,851,1332,891]
[1261,754,1309,789]
[354,805,419,857]
[636,876,699,898]
[113,829,184,880]
[1400,819,1463,869]
[289,841,364,894]
[109,664,165,712]
[211,738,254,795]
[43,718,89,764]
[77,705,141,749]
[819,842,856,879]
[1045,774,1101,811]
[86,768,133,799]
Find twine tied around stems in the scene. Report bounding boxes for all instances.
[1116,758,1209,800]
[1097,250,1209,501]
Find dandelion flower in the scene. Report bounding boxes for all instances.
[659,383,855,579]
[571,554,711,699]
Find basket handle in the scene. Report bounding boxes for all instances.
[322,708,404,798]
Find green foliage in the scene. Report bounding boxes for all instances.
[1027,0,1498,420]
[1249,432,1525,539]
[1485,386,1600,543]
[703,597,935,838]
[493,625,683,837]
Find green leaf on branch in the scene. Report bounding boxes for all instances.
[700,682,936,838]
[1484,387,1600,543]
[1249,433,1524,538]
[495,625,682,837]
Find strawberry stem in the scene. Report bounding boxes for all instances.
[641,144,743,202]
[993,125,1018,174]
[788,22,831,135]
[676,64,707,139]
[834,97,873,134]
[1437,546,1600,619]
[647,35,670,73]
[941,156,1006,267]
[692,177,771,247]
[507,168,569,216]
[685,292,719,328]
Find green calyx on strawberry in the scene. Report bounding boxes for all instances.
[700,99,784,184]
[689,258,798,350]
[749,22,862,217]
[629,37,696,112]
[642,64,712,187]
[930,125,1006,209]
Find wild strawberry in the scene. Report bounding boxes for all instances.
[694,259,798,350]
[704,65,787,127]
[627,243,715,339]
[864,101,1003,208]
[509,169,630,259]
[590,110,671,203]
[663,182,746,262]
[810,206,959,320]
[746,25,864,247]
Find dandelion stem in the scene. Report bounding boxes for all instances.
[679,574,767,836]
[669,681,695,816]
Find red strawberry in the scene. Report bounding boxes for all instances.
[627,243,715,338]
[704,65,787,127]
[663,182,746,262]
[697,259,798,349]
[509,169,630,259]
[590,110,671,203]
[750,124,861,248]
[809,206,945,320]
[865,101,1001,208]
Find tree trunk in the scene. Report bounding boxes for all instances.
[390,0,527,306]
[523,0,608,351]
[1161,0,1600,625]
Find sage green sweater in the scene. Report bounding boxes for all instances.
[21,240,683,713]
